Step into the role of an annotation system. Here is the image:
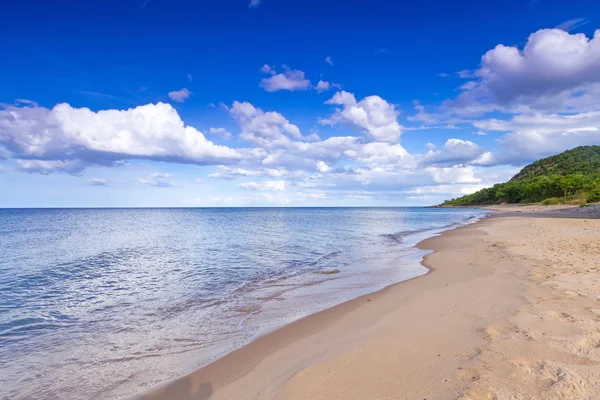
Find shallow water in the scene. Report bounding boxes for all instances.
[0,207,486,399]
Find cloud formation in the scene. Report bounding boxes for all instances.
[260,65,311,92]
[229,101,305,146]
[239,180,287,191]
[168,88,192,103]
[208,127,233,139]
[475,111,600,164]
[452,29,600,112]
[89,178,107,186]
[422,139,491,167]
[322,91,402,143]
[139,172,173,187]
[0,102,241,173]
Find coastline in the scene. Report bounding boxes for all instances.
[138,208,600,400]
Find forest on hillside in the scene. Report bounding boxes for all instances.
[441,146,600,206]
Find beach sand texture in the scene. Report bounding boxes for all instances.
[140,212,600,400]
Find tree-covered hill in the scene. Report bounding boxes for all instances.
[510,146,600,182]
[440,146,600,207]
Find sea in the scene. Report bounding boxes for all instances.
[0,207,487,399]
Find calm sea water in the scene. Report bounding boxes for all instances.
[0,207,487,399]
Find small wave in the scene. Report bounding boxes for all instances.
[322,250,341,260]
[381,233,405,243]
[233,305,263,314]
[314,269,341,275]
[381,229,432,243]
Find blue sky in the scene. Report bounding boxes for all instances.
[2,0,600,207]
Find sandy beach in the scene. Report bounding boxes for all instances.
[139,208,600,400]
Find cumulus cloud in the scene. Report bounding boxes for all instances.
[316,161,330,173]
[325,56,333,66]
[229,101,305,146]
[0,102,241,173]
[260,65,311,92]
[260,64,276,75]
[426,165,481,184]
[208,127,233,139]
[239,180,287,191]
[315,80,341,93]
[422,139,487,167]
[210,166,262,179]
[139,172,173,187]
[475,111,600,164]
[450,29,600,113]
[168,88,192,103]
[16,159,87,174]
[404,27,600,172]
[316,80,331,93]
[321,91,402,143]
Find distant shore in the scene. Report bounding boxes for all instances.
[138,207,600,400]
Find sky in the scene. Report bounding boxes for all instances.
[1,0,600,207]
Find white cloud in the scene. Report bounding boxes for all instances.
[187,74,193,82]
[208,127,233,139]
[316,80,331,93]
[324,90,357,106]
[325,56,333,66]
[260,65,311,92]
[426,165,481,184]
[0,102,241,173]
[249,0,261,7]
[240,180,287,191]
[168,88,192,103]
[210,166,262,179]
[451,29,600,112]
[475,111,600,164]
[322,91,402,143]
[16,159,87,175]
[350,142,409,165]
[139,172,173,188]
[315,81,341,94]
[89,178,107,186]
[316,161,330,172]
[260,64,276,75]
[403,27,600,173]
[229,101,304,146]
[458,70,475,79]
[421,138,487,167]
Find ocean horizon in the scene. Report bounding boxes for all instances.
[1,207,487,399]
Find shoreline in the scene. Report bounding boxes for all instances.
[138,208,600,400]
[136,212,491,400]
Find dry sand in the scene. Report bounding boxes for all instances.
[138,210,600,400]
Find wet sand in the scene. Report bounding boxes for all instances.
[138,209,600,400]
